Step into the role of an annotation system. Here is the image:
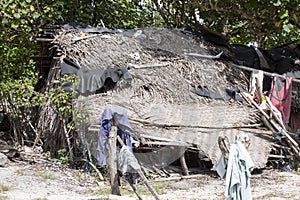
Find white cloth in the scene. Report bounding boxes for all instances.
[225,140,254,200]
[213,155,226,178]
[249,70,264,96]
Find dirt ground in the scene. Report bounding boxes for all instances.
[1,157,300,200]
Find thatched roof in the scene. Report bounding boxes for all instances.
[36,26,280,169]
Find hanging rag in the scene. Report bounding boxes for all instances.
[97,106,135,166]
[269,76,292,123]
[118,145,141,184]
[213,155,227,178]
[249,70,264,96]
[224,140,254,200]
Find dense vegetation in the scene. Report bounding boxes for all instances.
[0,0,299,156]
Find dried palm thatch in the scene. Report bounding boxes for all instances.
[36,26,277,168]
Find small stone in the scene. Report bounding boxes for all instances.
[0,152,8,166]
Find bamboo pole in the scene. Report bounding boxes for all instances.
[232,63,300,84]
[241,92,299,149]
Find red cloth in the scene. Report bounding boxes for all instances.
[253,92,259,104]
[269,76,292,123]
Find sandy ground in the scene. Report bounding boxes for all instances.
[1,159,300,200]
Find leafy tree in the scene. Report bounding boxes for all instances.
[0,0,156,156]
[0,0,299,158]
[152,0,300,47]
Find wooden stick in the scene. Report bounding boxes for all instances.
[180,154,189,176]
[116,136,161,200]
[139,134,181,142]
[272,143,291,150]
[129,117,262,129]
[108,126,120,195]
[81,159,104,181]
[265,96,286,128]
[255,77,263,104]
[130,63,169,69]
[141,141,188,146]
[184,51,223,59]
[36,38,54,42]
[72,34,102,42]
[260,115,276,132]
[138,171,161,200]
[268,154,286,159]
[154,174,206,182]
[241,92,299,148]
[128,183,143,200]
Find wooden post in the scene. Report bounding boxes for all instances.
[108,126,120,195]
[180,153,189,176]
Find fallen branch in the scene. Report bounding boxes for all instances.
[130,63,169,69]
[184,51,223,59]
[72,34,102,42]
[154,174,207,182]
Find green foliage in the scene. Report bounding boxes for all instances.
[0,0,64,141]
[153,0,300,47]
[48,76,77,116]
[50,148,70,164]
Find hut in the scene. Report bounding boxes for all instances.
[34,24,300,174]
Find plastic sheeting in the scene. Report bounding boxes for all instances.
[134,146,187,170]
[60,58,132,94]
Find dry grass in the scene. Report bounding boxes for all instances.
[33,171,56,180]
[255,192,289,199]
[15,169,25,176]
[0,194,8,200]
[0,184,11,192]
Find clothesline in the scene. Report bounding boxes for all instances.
[232,63,300,84]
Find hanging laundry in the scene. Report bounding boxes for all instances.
[97,106,136,166]
[249,70,264,97]
[225,140,254,200]
[269,76,292,123]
